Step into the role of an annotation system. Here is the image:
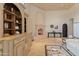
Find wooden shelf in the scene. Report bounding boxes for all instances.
[4,9,14,15]
[4,29,14,31]
[16,29,21,31]
[16,23,22,25]
[4,9,21,19]
[4,19,14,22]
[15,14,22,19]
[3,3,22,36]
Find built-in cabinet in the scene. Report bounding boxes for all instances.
[14,40,25,56]
[0,3,31,56]
[0,41,3,56]
[0,33,32,56]
[3,3,22,36]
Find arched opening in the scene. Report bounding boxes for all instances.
[3,3,22,36]
[62,23,68,37]
[4,3,22,16]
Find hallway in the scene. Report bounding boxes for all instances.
[28,38,62,56]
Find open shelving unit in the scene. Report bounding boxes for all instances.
[3,3,22,36]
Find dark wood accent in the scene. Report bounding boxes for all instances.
[3,3,22,36]
[62,24,68,37]
[48,31,62,38]
[24,18,26,32]
[45,45,47,56]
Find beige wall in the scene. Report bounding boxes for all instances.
[24,4,79,37]
[24,3,79,37]
[24,4,45,36]
[44,4,79,37]
[44,10,73,36]
[68,4,79,36]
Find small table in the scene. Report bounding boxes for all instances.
[48,32,62,38]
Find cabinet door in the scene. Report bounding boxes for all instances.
[3,40,14,56]
[0,41,3,56]
[14,40,25,56]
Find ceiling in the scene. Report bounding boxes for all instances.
[32,3,74,10]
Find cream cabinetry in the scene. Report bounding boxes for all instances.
[0,41,3,56]
[3,40,14,56]
[0,33,33,56]
[14,40,25,56]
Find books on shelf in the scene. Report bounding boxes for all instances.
[4,23,9,29]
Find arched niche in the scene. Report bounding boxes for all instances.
[4,3,22,17]
[3,3,22,36]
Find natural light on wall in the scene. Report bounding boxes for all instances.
[73,19,79,38]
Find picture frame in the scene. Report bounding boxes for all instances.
[50,24,54,28]
[55,25,58,29]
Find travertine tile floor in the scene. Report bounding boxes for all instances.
[28,37,62,56]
